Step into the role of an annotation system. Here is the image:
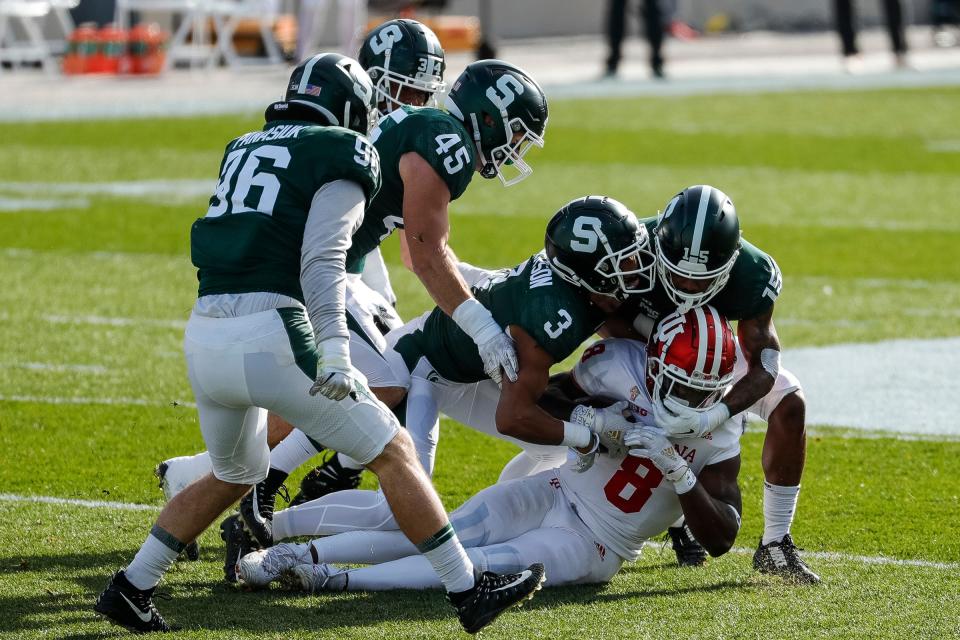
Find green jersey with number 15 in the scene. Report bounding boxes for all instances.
[345,105,475,273]
[395,252,605,383]
[191,121,380,302]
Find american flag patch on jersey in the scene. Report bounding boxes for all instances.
[303,84,322,96]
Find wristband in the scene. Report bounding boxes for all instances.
[673,468,697,495]
[561,421,593,448]
[452,298,501,346]
[318,337,351,372]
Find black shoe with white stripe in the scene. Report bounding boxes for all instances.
[447,564,545,634]
[667,524,707,567]
[238,479,287,548]
[753,534,821,584]
[220,514,260,583]
[93,570,171,633]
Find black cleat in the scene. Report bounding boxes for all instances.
[666,524,707,567]
[238,479,287,548]
[220,514,260,583]
[753,534,821,584]
[289,454,362,506]
[447,564,545,634]
[93,570,171,633]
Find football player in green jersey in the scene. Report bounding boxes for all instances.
[246,197,659,541]
[94,53,544,635]
[244,54,550,525]
[606,185,818,584]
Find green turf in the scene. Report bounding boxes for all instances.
[1,86,959,639]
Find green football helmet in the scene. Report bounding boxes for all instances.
[358,19,445,116]
[544,196,656,301]
[281,52,376,134]
[444,59,547,186]
[654,185,742,313]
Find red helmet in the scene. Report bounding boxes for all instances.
[646,305,736,410]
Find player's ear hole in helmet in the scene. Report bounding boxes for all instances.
[654,185,742,314]
[645,305,737,411]
[358,18,446,116]
[267,53,377,135]
[444,59,548,186]
[544,195,657,304]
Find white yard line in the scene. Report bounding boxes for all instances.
[0,493,954,570]
[0,180,213,199]
[0,394,195,408]
[1,362,109,374]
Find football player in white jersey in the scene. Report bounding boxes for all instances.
[235,305,745,592]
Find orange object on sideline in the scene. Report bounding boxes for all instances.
[90,24,127,74]
[128,23,167,75]
[62,22,98,74]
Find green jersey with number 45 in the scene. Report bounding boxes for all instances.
[625,216,782,324]
[191,121,380,301]
[345,105,475,273]
[395,252,605,383]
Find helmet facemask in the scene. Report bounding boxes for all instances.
[368,51,445,116]
[549,226,656,302]
[655,234,739,314]
[647,356,733,412]
[480,115,545,186]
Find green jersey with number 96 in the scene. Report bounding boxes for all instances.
[395,252,605,383]
[345,105,475,273]
[191,121,380,302]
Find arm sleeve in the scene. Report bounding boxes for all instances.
[457,261,494,289]
[360,247,397,307]
[301,180,366,344]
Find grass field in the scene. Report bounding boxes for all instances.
[1,86,959,639]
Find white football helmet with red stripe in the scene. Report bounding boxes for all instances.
[646,305,736,411]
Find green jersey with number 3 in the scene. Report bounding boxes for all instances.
[345,105,475,273]
[626,217,782,324]
[191,121,380,301]
[395,252,604,383]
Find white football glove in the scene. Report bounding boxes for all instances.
[309,338,354,401]
[571,401,635,457]
[652,395,730,439]
[624,424,691,486]
[452,298,518,385]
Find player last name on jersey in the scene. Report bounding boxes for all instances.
[232,124,309,148]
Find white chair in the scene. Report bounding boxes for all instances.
[115,0,216,69]
[208,0,282,66]
[0,0,76,72]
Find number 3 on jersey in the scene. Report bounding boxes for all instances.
[435,133,470,174]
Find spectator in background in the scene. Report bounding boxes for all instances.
[605,0,670,79]
[833,0,909,71]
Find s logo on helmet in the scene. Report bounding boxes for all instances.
[369,24,403,55]
[486,74,524,108]
[570,216,602,253]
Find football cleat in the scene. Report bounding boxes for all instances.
[283,562,346,593]
[753,534,821,584]
[154,461,201,561]
[666,524,707,567]
[93,570,171,633]
[289,454,362,506]
[220,514,260,584]
[238,480,288,548]
[447,564,545,635]
[237,543,311,589]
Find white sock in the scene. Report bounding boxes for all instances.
[417,524,475,593]
[336,453,365,471]
[124,525,185,590]
[762,482,800,545]
[161,451,212,497]
[270,429,320,474]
